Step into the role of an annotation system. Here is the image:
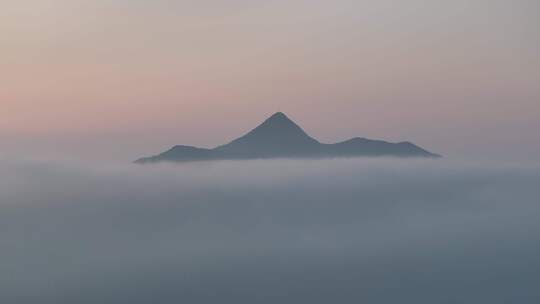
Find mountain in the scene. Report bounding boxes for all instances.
[135,112,440,163]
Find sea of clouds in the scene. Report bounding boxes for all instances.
[1,157,539,303]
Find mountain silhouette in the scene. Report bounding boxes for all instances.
[135,112,440,163]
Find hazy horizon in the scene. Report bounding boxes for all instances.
[2,2,540,303]
[2,0,539,162]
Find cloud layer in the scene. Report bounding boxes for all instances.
[1,158,540,303]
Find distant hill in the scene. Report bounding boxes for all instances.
[135,112,440,163]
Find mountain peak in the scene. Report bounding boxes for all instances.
[262,112,294,125]
[214,112,320,154]
[135,112,440,163]
[268,111,288,120]
[248,112,306,135]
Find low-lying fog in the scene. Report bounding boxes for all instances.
[1,158,539,303]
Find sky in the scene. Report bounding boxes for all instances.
[2,0,539,161]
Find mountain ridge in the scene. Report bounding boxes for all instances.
[135,112,440,163]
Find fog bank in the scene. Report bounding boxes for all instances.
[1,158,539,303]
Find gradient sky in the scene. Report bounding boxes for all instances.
[2,0,539,161]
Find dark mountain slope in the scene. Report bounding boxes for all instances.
[214,112,320,157]
[135,112,440,163]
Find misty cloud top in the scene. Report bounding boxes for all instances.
[1,158,540,303]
